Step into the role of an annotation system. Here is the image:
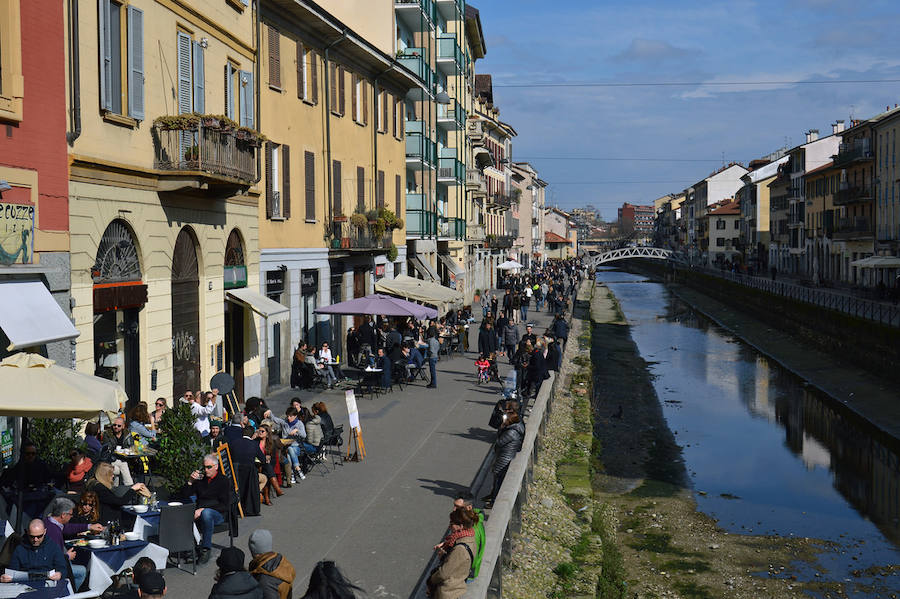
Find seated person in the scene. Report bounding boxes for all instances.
[206,419,224,450]
[83,421,103,460]
[1,519,67,583]
[317,341,345,381]
[71,490,101,524]
[128,402,157,441]
[187,454,231,565]
[267,406,314,482]
[44,497,104,591]
[375,348,392,388]
[316,343,338,388]
[0,442,55,519]
[103,417,135,486]
[64,446,94,493]
[406,343,425,381]
[84,462,149,523]
[312,402,335,441]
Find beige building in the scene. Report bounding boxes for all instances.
[511,162,546,268]
[257,0,420,388]
[67,0,267,402]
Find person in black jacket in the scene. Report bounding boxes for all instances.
[552,315,569,348]
[524,341,549,400]
[478,322,499,358]
[482,411,525,507]
[357,317,376,350]
[188,454,233,564]
[84,462,149,524]
[209,547,263,599]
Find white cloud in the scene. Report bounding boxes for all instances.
[613,38,701,63]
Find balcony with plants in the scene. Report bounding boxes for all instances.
[152,113,262,193]
[330,208,402,253]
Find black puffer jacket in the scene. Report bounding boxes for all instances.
[492,421,525,474]
[208,571,264,599]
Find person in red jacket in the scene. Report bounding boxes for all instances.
[64,447,94,493]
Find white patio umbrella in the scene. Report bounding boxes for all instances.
[0,352,125,418]
[498,260,524,271]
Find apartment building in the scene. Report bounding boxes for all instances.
[67,0,267,401]
[738,155,788,269]
[618,202,655,240]
[768,162,792,273]
[682,163,748,263]
[706,199,741,266]
[510,162,546,269]
[873,107,900,264]
[544,207,574,259]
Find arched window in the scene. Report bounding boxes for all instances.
[92,219,142,284]
[224,228,247,289]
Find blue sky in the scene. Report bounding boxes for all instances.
[474,0,900,219]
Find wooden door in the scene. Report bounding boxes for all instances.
[171,229,200,396]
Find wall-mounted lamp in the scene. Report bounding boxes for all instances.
[208,281,213,291]
[200,38,209,48]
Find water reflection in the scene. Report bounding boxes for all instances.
[596,269,900,593]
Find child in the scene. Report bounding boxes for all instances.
[475,354,490,383]
[487,352,500,383]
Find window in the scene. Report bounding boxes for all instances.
[305,151,315,221]
[332,160,342,215]
[176,32,205,116]
[734,220,739,230]
[225,63,254,127]
[0,0,24,122]
[99,0,144,120]
[356,166,365,211]
[395,174,402,217]
[296,41,306,100]
[378,90,388,133]
[265,143,290,219]
[394,96,404,139]
[716,219,725,230]
[377,170,385,209]
[352,75,367,125]
[330,63,345,116]
[267,24,281,88]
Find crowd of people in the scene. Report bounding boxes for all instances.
[0,258,584,599]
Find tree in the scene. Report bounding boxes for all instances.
[27,418,81,471]
[156,403,205,494]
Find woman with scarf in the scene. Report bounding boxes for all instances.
[426,507,478,599]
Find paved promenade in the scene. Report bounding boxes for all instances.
[164,298,558,598]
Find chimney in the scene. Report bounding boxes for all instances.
[806,129,819,143]
[833,120,845,134]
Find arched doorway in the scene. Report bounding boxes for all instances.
[171,228,200,397]
[92,219,146,407]
[223,229,246,400]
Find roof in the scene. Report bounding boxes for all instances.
[804,160,835,177]
[708,199,741,216]
[545,231,571,244]
[743,155,789,184]
[475,74,493,104]
[464,4,486,59]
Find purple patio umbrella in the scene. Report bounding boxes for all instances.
[314,293,438,320]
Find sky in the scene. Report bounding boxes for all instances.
[473,0,900,220]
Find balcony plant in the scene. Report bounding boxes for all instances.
[386,243,398,262]
[333,209,347,223]
[350,212,368,229]
[378,208,404,231]
[152,112,266,147]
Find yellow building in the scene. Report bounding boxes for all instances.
[67,0,268,402]
[257,0,422,383]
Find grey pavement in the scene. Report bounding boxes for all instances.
[162,295,559,599]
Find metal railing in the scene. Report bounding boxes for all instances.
[834,139,872,166]
[153,124,257,183]
[406,135,437,167]
[437,35,464,72]
[833,184,874,206]
[330,220,392,250]
[406,208,437,236]
[834,216,874,238]
[438,157,464,183]
[485,235,514,249]
[684,265,900,327]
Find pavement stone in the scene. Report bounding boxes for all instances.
[161,294,559,599]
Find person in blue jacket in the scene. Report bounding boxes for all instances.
[1,519,68,583]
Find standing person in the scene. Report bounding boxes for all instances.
[426,329,440,389]
[191,390,217,436]
[502,289,513,321]
[510,291,521,324]
[502,320,520,364]
[521,287,530,322]
[426,507,478,599]
[490,293,499,319]
[208,547,263,599]
[552,314,569,349]
[482,410,524,508]
[248,529,295,599]
[187,454,232,565]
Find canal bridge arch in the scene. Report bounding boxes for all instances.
[585,246,684,268]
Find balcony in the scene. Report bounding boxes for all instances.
[437,100,465,130]
[405,133,437,167]
[833,184,874,206]
[437,157,464,184]
[406,208,437,237]
[397,48,432,87]
[395,0,434,30]
[834,139,873,167]
[834,216,874,240]
[467,120,485,145]
[468,223,485,241]
[466,169,485,192]
[486,194,512,210]
[434,0,463,20]
[436,36,464,75]
[330,219,393,251]
[152,118,259,193]
[438,217,466,239]
[485,234,514,249]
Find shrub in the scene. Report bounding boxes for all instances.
[27,418,81,471]
[156,403,205,494]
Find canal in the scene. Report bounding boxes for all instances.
[596,268,900,596]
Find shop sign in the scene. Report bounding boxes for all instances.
[266,270,285,295]
[449,272,457,290]
[301,269,318,295]
[375,264,385,279]
[0,421,13,467]
[0,201,35,265]
[224,265,248,289]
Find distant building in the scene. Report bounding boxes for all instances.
[706,200,742,266]
[618,203,655,240]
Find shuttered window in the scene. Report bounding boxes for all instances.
[126,6,144,119]
[332,160,342,215]
[296,41,305,99]
[395,174,402,218]
[239,69,254,128]
[191,40,204,114]
[265,143,274,219]
[357,166,365,212]
[101,0,141,116]
[267,25,281,88]
[338,66,345,116]
[391,94,397,138]
[224,63,235,120]
[329,63,338,113]
[305,151,316,220]
[282,145,291,218]
[361,80,368,125]
[380,91,388,133]
[177,32,193,115]
[351,73,358,122]
[377,170,385,210]
[310,51,318,103]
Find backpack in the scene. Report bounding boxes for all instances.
[457,541,476,581]
[488,399,506,429]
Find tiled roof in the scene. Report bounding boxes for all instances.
[708,199,741,216]
[545,231,571,243]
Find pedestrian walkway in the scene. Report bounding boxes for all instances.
[162,296,559,599]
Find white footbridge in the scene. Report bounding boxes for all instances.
[584,246,685,268]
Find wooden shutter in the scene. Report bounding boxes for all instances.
[99,0,111,110]
[224,63,234,119]
[239,70,254,127]
[333,160,342,215]
[362,81,368,125]
[296,41,304,99]
[265,143,274,219]
[310,52,318,103]
[395,174,401,217]
[382,91,388,132]
[127,6,144,119]
[305,151,315,219]
[338,67,345,115]
[400,103,405,139]
[391,95,397,137]
[351,74,358,121]
[357,166,365,211]
[191,40,204,114]
[282,145,291,218]
[376,170,385,209]
[267,25,280,87]
[177,32,192,114]
[329,63,337,112]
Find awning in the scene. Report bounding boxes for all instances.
[850,256,900,268]
[438,254,466,278]
[226,288,290,322]
[410,255,439,282]
[375,274,464,313]
[0,280,79,350]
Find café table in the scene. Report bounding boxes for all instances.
[114,447,158,483]
[0,576,72,598]
[359,367,383,400]
[123,503,200,543]
[70,538,167,596]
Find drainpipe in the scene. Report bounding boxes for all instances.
[66,0,81,145]
[324,32,348,225]
[252,0,262,184]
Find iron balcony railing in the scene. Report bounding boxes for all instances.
[833,184,874,206]
[330,220,392,250]
[834,139,873,166]
[833,216,874,239]
[153,123,257,183]
[486,234,514,248]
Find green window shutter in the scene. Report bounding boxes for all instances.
[192,41,204,114]
[98,0,111,111]
[126,6,144,119]
[177,32,192,114]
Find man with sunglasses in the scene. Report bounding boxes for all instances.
[187,454,230,564]
[1,519,67,583]
[104,417,135,486]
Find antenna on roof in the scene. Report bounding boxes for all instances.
[721,151,725,168]
[850,104,855,121]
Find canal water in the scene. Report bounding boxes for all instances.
[596,268,900,596]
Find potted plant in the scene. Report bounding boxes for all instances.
[350,212,368,229]
[27,418,81,472]
[333,210,347,223]
[156,403,205,495]
[184,144,199,161]
[386,243,398,262]
[371,218,386,239]
[473,288,481,303]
